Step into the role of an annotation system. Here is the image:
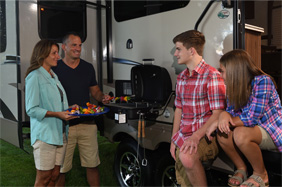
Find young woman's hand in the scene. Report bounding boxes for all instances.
[206,120,218,141]
[218,111,234,134]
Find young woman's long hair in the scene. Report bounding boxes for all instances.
[220,49,276,110]
[25,39,59,77]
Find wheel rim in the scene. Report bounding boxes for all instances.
[162,165,177,187]
[119,151,141,186]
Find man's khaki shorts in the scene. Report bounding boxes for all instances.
[175,137,218,186]
[258,126,278,151]
[33,133,67,171]
[60,124,100,173]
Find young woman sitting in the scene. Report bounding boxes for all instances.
[206,49,282,187]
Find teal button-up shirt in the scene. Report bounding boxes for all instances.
[25,66,69,146]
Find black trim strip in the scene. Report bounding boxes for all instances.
[0,99,17,121]
[233,0,245,50]
[233,1,237,49]
[194,0,216,31]
[3,60,19,64]
[85,1,107,9]
[106,1,113,83]
[113,58,141,66]
[96,1,103,90]
[16,0,23,149]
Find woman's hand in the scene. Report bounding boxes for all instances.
[218,111,234,134]
[57,111,78,121]
[46,110,78,120]
[206,120,218,141]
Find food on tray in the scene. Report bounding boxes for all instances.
[70,102,105,114]
[109,96,131,103]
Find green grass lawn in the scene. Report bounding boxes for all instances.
[0,132,119,186]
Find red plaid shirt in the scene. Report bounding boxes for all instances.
[172,60,226,148]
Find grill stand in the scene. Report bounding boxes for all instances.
[137,112,147,166]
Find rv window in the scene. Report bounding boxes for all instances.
[38,0,86,43]
[0,0,6,52]
[114,0,190,22]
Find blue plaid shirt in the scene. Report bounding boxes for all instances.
[227,75,282,152]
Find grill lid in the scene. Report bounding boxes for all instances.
[131,64,172,105]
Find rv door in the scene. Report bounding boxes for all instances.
[0,0,23,148]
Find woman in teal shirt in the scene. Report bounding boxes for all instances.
[25,39,77,186]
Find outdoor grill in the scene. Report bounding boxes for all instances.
[105,64,173,122]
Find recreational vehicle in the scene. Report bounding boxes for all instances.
[0,0,281,186]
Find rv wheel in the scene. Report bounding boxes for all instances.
[154,153,177,186]
[114,139,152,186]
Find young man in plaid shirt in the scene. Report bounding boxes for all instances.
[170,30,226,186]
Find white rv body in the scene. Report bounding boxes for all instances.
[0,0,238,186]
[101,2,236,185]
[109,1,233,84]
[1,1,281,186]
[102,1,234,144]
[102,0,233,129]
[1,0,22,147]
[0,0,102,147]
[1,0,233,147]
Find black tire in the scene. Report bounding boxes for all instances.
[114,139,152,186]
[154,153,177,187]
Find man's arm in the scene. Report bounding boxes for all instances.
[170,107,182,160]
[89,85,111,104]
[89,85,104,103]
[181,109,223,154]
[172,107,182,137]
[193,109,223,140]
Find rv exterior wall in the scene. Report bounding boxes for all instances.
[109,0,233,89]
[18,0,100,121]
[19,1,41,122]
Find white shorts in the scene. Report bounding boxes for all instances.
[33,134,67,170]
[258,126,278,151]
